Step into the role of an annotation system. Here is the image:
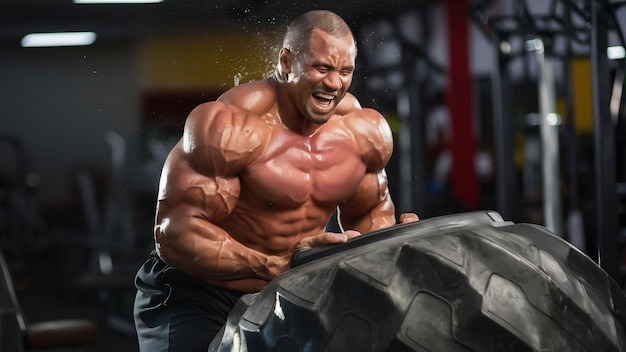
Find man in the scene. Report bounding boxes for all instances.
[134,9,418,351]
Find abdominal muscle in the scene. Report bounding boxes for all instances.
[220,198,335,254]
[207,200,334,292]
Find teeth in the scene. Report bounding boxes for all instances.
[313,93,335,100]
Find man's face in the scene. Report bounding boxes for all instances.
[289,28,356,124]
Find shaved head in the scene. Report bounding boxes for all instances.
[282,10,356,56]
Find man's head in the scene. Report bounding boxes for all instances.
[277,10,357,125]
[281,10,355,57]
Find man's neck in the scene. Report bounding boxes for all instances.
[274,80,322,136]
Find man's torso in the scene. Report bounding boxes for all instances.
[159,79,385,255]
[219,114,368,253]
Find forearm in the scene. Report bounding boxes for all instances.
[340,198,396,234]
[155,216,284,283]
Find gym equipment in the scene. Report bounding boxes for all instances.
[0,135,47,274]
[70,131,140,337]
[210,211,626,351]
[470,0,625,284]
[0,249,97,351]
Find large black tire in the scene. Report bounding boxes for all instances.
[209,211,626,351]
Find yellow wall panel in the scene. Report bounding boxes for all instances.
[571,58,594,133]
[140,28,282,90]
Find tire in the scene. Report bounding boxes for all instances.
[209,211,626,351]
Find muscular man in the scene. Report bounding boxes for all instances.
[134,9,418,352]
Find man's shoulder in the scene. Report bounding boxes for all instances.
[217,78,277,116]
[183,100,268,161]
[333,94,392,170]
[336,93,384,121]
[187,97,268,132]
[334,94,386,131]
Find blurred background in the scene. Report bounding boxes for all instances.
[0,0,625,350]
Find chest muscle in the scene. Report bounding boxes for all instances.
[242,128,365,207]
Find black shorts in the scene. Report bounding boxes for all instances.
[133,252,245,352]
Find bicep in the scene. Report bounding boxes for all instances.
[157,146,241,224]
[154,147,241,264]
[338,169,396,233]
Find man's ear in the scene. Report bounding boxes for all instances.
[279,48,292,76]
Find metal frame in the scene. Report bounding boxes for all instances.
[591,0,620,280]
[470,0,624,281]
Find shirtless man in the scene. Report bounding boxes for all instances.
[133,10,418,352]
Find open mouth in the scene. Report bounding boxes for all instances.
[312,92,335,109]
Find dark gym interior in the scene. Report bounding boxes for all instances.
[1,0,625,350]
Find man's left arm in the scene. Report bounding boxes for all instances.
[338,108,418,233]
[338,169,400,233]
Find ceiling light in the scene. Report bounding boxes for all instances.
[21,32,97,47]
[74,0,163,3]
[607,46,625,60]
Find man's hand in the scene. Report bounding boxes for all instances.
[268,230,362,278]
[290,230,361,253]
[399,213,419,224]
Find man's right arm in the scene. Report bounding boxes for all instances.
[153,102,285,290]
